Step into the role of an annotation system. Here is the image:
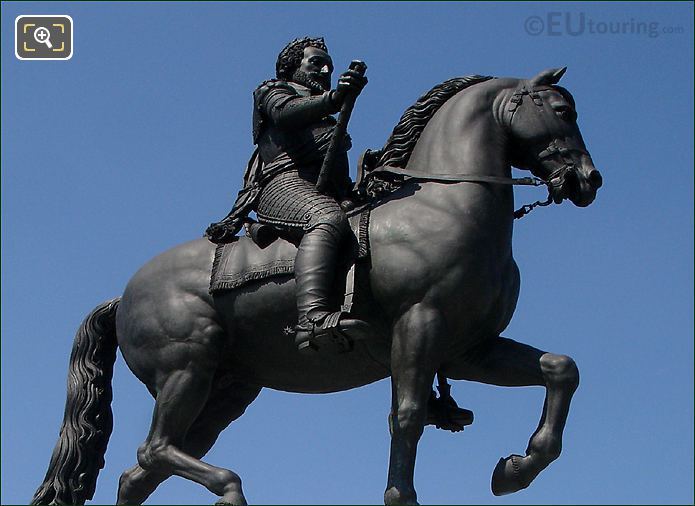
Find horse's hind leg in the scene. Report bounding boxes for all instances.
[117,466,166,504]
[117,382,261,504]
[442,336,579,495]
[129,365,251,505]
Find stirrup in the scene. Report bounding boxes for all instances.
[425,388,474,432]
[295,311,370,353]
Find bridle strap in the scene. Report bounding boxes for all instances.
[369,165,552,220]
[370,165,546,187]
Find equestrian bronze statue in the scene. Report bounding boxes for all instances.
[32,36,603,505]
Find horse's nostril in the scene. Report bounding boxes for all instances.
[589,169,603,189]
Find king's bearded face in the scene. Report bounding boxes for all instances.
[292,69,330,93]
[292,46,333,94]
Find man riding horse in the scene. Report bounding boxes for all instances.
[206,37,371,351]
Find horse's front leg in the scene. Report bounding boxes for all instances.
[443,336,579,495]
[385,303,444,505]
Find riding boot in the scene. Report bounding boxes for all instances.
[294,224,371,352]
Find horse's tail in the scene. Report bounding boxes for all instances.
[31,297,121,505]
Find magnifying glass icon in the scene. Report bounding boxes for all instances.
[34,26,53,49]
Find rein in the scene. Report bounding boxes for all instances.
[369,165,553,220]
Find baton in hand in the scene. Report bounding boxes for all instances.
[316,60,367,193]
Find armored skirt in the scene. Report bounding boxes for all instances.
[256,168,347,237]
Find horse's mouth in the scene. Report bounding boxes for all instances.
[569,189,596,207]
[562,168,601,207]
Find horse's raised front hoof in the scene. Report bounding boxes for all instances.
[384,486,419,505]
[491,455,529,496]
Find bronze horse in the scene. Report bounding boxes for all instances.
[32,68,602,505]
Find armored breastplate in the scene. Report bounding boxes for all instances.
[257,117,338,167]
[253,80,348,167]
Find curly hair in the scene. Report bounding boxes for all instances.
[276,37,328,80]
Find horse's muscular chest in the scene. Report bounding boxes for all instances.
[369,185,515,324]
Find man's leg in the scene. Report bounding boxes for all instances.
[294,220,371,352]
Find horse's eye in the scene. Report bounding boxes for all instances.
[556,107,577,122]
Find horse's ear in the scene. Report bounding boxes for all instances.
[530,67,567,86]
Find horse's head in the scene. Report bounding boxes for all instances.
[503,68,602,207]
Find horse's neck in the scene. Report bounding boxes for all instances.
[403,84,515,225]
[406,83,509,179]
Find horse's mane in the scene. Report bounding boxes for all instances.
[376,75,495,169]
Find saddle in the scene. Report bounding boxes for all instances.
[209,206,371,314]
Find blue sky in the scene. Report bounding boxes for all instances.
[2,2,693,504]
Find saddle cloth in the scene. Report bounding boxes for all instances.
[209,208,370,294]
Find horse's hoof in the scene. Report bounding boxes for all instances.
[215,496,246,506]
[491,455,528,496]
[216,487,247,506]
[384,486,419,505]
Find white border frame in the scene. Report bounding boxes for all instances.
[15,15,74,61]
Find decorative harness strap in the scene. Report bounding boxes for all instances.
[370,166,543,186]
[369,165,552,219]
